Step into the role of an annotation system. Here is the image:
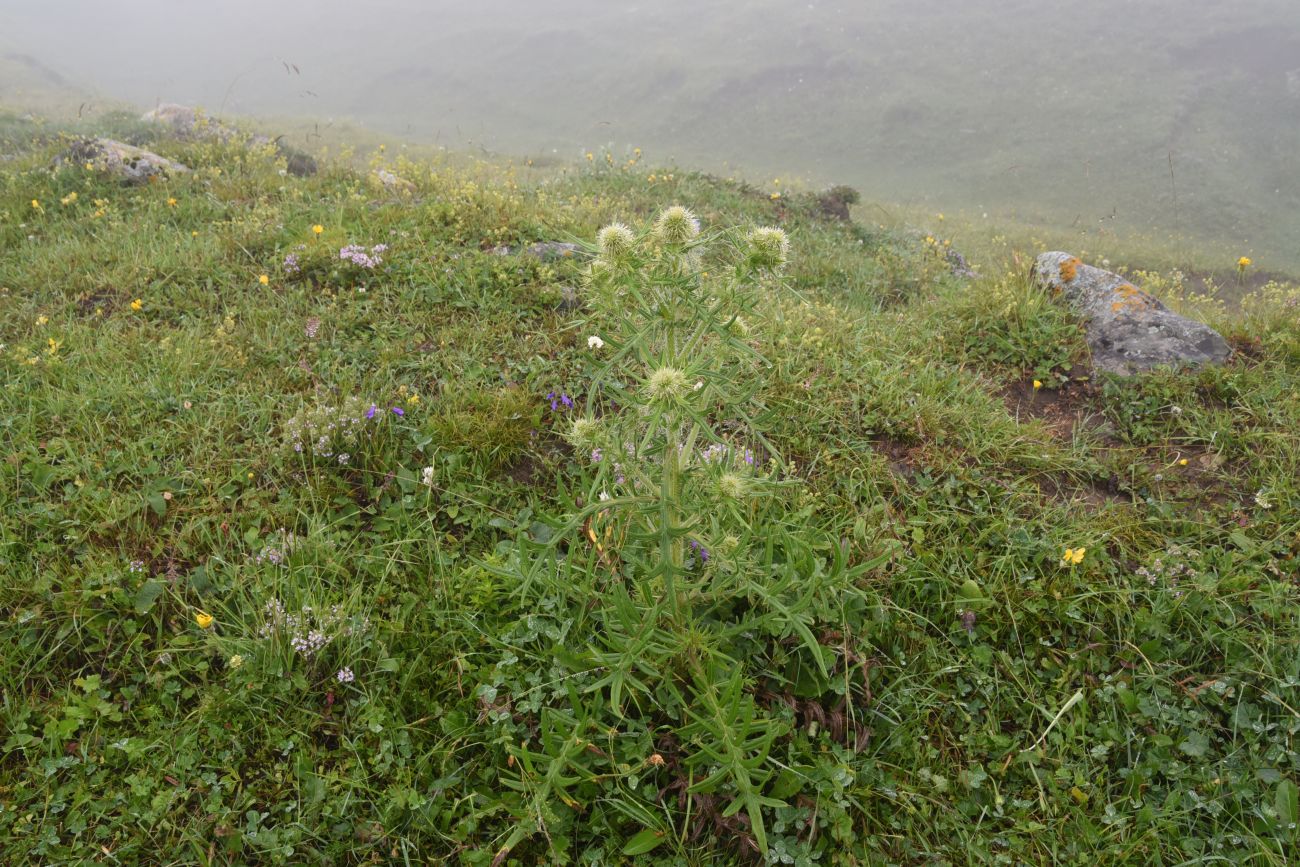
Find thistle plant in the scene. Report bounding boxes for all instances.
[484,208,882,856]
[571,207,796,621]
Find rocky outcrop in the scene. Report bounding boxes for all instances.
[1034,251,1231,376]
[141,103,317,176]
[60,137,189,184]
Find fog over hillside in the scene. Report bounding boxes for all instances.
[5,0,1299,268]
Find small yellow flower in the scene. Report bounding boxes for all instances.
[195,611,215,629]
[228,654,244,669]
[1237,256,1252,269]
[408,393,420,405]
[247,471,255,479]
[937,213,945,221]
[130,298,143,311]
[312,224,324,236]
[585,152,594,162]
[191,230,199,237]
[258,274,270,286]
[1033,380,1043,390]
[1060,547,1086,567]
[167,197,177,207]
[36,315,49,326]
[770,192,781,200]
[31,199,42,211]
[1178,458,1189,466]
[46,338,60,354]
[61,192,78,206]
[84,162,94,171]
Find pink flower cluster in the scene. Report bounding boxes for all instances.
[339,243,388,270]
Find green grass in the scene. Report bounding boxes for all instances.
[1,117,1299,865]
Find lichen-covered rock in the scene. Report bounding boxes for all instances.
[1034,251,1231,376]
[372,169,415,195]
[60,137,189,184]
[142,103,317,176]
[141,103,204,136]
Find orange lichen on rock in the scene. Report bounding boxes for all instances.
[1109,283,1152,313]
[1059,257,1081,282]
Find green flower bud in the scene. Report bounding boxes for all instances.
[567,416,601,449]
[646,366,689,403]
[717,472,747,499]
[597,222,636,259]
[653,206,700,247]
[746,226,789,272]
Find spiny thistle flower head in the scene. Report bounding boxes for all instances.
[646,366,690,402]
[567,416,602,449]
[653,206,701,247]
[746,226,790,271]
[597,222,636,260]
[717,472,747,499]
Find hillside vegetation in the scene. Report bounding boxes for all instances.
[1,114,1299,865]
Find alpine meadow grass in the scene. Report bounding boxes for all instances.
[1,113,1298,864]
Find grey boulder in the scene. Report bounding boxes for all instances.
[1033,251,1231,376]
[61,137,189,184]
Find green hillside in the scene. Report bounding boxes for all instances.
[1,116,1298,864]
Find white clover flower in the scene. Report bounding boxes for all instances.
[587,335,605,350]
[646,366,689,402]
[228,654,244,670]
[597,222,635,259]
[653,206,700,246]
[1255,489,1273,509]
[421,466,435,487]
[746,226,790,271]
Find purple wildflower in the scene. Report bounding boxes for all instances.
[336,667,355,684]
[366,404,378,420]
[283,252,300,275]
[689,539,710,564]
[391,406,404,417]
[339,243,385,270]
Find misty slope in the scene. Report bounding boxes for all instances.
[5,0,1299,271]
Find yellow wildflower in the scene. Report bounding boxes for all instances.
[195,611,215,629]
[312,224,324,236]
[258,274,270,286]
[1060,547,1086,567]
[1033,380,1043,390]
[36,315,49,326]
[31,199,42,211]
[770,192,781,200]
[408,393,420,406]
[1178,458,1189,466]
[1237,256,1252,269]
[130,298,143,311]
[191,230,199,237]
[585,152,594,162]
[228,654,244,669]
[61,192,78,206]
